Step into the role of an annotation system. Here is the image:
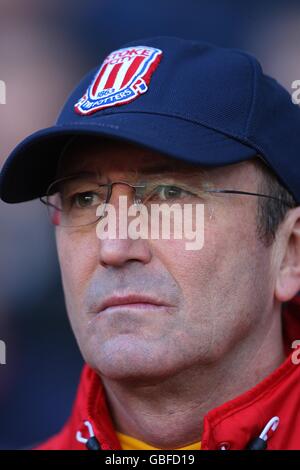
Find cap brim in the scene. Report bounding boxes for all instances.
[0,112,257,203]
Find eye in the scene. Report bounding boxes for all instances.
[153,185,194,201]
[72,192,101,208]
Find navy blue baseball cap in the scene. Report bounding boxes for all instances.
[1,36,300,203]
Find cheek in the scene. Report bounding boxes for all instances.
[56,230,99,314]
[151,225,224,297]
[150,237,222,342]
[151,219,272,360]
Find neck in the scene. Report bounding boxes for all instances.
[100,311,285,449]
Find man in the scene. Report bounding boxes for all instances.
[1,37,300,450]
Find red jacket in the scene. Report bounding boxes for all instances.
[36,295,300,450]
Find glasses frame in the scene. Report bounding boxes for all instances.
[40,172,295,227]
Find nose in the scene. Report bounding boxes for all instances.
[107,181,141,206]
[97,182,152,268]
[99,238,152,267]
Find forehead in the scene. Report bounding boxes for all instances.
[57,136,198,177]
[56,136,259,189]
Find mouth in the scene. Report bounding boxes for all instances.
[98,294,169,313]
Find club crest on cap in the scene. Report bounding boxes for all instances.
[74,46,162,115]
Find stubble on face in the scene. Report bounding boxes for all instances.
[56,138,278,383]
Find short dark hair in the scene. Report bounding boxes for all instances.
[255,156,297,246]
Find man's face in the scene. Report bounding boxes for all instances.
[55,138,276,381]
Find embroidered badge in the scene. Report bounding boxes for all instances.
[74,46,163,115]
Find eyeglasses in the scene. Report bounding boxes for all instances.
[40,172,295,227]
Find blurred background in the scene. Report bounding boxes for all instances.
[0,0,299,449]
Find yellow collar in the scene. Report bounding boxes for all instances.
[116,432,201,450]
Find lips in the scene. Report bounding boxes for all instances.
[98,294,168,313]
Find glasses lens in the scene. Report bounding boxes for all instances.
[142,183,202,206]
[46,175,109,227]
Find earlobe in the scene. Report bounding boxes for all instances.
[275,273,300,302]
[275,209,300,302]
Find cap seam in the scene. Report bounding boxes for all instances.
[56,120,247,150]
[235,51,259,137]
[57,110,251,145]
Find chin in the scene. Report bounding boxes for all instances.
[84,338,180,382]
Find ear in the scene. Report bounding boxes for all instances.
[275,207,300,302]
